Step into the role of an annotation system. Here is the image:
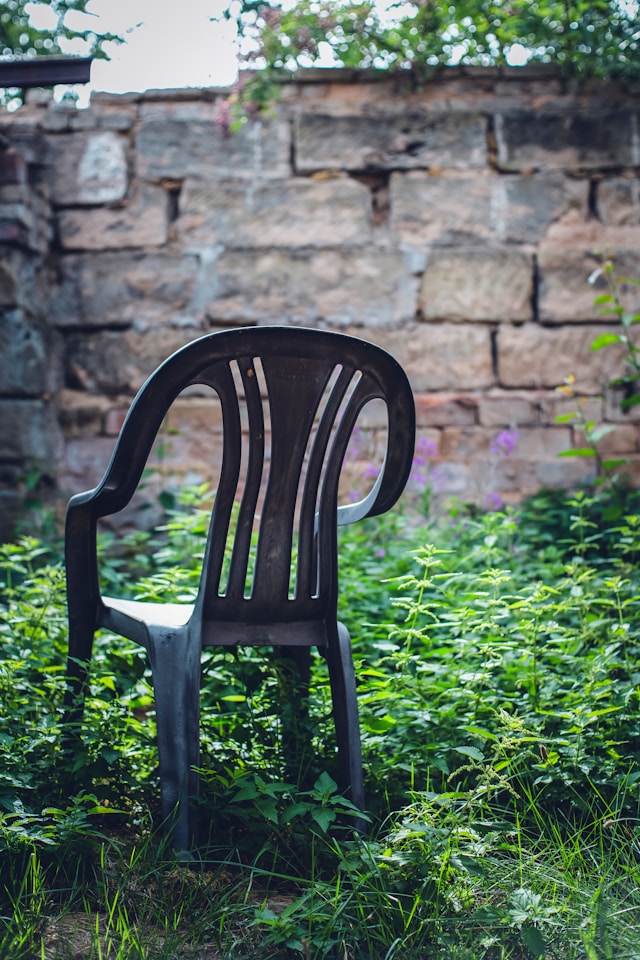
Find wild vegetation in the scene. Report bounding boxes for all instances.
[1,477,640,958]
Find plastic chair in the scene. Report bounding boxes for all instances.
[63,327,415,851]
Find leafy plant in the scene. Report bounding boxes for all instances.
[556,256,640,497]
[2,484,640,956]
[221,0,640,123]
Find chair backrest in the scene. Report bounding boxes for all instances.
[86,327,415,630]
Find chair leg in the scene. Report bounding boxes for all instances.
[326,623,366,827]
[63,620,96,730]
[147,626,201,854]
[275,645,313,789]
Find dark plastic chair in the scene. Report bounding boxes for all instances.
[63,327,415,852]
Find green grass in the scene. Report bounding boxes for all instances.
[1,487,639,958]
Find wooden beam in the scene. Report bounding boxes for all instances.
[0,57,92,89]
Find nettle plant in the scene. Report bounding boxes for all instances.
[556,256,640,495]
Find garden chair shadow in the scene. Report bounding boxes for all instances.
[63,327,415,853]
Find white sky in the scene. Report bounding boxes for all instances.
[32,0,240,96]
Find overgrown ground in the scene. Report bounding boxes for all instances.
[1,487,639,959]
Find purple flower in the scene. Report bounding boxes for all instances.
[484,491,504,511]
[490,429,519,459]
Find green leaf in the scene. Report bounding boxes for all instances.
[520,925,547,958]
[587,425,614,442]
[591,333,621,351]
[558,448,596,457]
[313,771,338,797]
[555,413,578,423]
[311,807,335,832]
[454,746,484,761]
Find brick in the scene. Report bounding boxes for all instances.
[136,116,291,180]
[48,131,128,206]
[478,391,541,426]
[604,385,640,423]
[178,177,372,248]
[539,247,640,323]
[359,323,494,391]
[0,309,56,396]
[0,398,62,465]
[497,324,635,391]
[420,247,534,323]
[439,425,572,461]
[414,393,478,426]
[597,177,640,226]
[0,148,28,185]
[103,407,129,436]
[199,247,411,327]
[391,172,586,245]
[534,456,597,489]
[573,423,640,455]
[295,112,487,171]
[65,328,204,396]
[495,109,637,171]
[58,389,112,438]
[0,257,17,306]
[53,252,201,328]
[541,393,603,426]
[58,186,169,251]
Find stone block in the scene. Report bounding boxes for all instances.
[103,407,129,436]
[359,323,494,391]
[199,247,412,327]
[597,177,640,226]
[136,116,291,180]
[0,257,17,306]
[510,425,572,457]
[178,177,372,248]
[539,247,640,323]
[295,112,487,171]
[65,328,203,396]
[540,393,603,426]
[497,324,634,392]
[439,424,572,461]
[573,423,640,456]
[62,435,119,491]
[163,397,225,436]
[58,389,112,438]
[48,131,128,206]
[495,110,637,171]
[534,455,597,489]
[0,309,56,396]
[58,186,169,251]
[0,148,28,185]
[0,398,62,466]
[440,426,496,458]
[478,391,541,426]
[414,393,478,426]
[53,252,201,328]
[420,247,533,322]
[391,172,587,245]
[604,385,640,423]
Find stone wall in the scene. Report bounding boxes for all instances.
[1,67,640,533]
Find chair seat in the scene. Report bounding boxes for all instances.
[103,596,195,629]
